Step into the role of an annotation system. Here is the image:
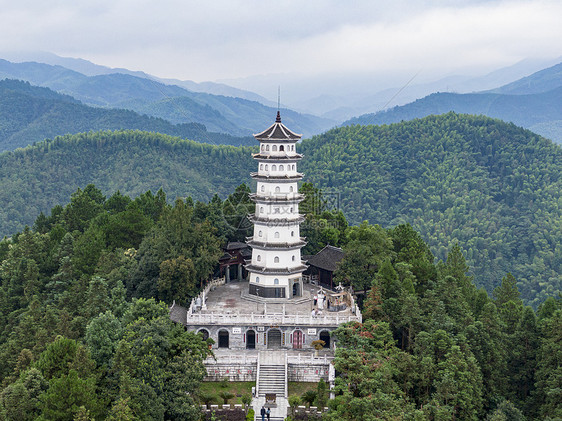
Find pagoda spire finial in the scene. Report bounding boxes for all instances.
[276,86,281,122]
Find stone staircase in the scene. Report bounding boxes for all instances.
[254,351,287,421]
[258,364,285,397]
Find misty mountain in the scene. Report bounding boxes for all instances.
[0,51,273,104]
[343,62,562,143]
[0,79,253,152]
[223,57,562,120]
[0,58,335,137]
[488,62,562,95]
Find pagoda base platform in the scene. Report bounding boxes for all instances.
[241,289,309,305]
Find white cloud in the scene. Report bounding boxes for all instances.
[0,0,560,83]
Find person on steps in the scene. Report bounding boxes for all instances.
[266,407,271,420]
[261,406,266,421]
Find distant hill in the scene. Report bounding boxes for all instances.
[488,62,562,95]
[0,59,335,137]
[1,114,560,307]
[0,79,253,152]
[343,62,562,143]
[0,51,274,104]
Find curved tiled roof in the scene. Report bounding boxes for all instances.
[306,245,345,272]
[254,112,302,141]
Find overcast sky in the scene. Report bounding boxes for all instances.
[1,0,561,88]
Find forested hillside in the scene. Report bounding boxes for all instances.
[0,79,253,151]
[0,186,560,419]
[301,114,562,307]
[0,114,560,306]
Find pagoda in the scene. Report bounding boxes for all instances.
[245,112,307,299]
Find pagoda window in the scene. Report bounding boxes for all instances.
[292,164,295,170]
[274,278,279,285]
[275,186,280,193]
[279,165,284,171]
[260,207,264,213]
[256,276,260,283]
[261,145,265,151]
[280,145,284,151]
[257,255,261,261]
[274,232,280,238]
[289,186,294,192]
[261,185,265,192]
[265,164,269,170]
[291,231,294,237]
[290,207,293,213]
[272,165,277,171]
[292,255,296,261]
[266,145,270,151]
[259,230,263,237]
[260,164,263,170]
[274,256,279,263]
[272,145,277,151]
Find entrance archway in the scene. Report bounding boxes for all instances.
[197,329,209,341]
[292,282,300,297]
[218,330,229,348]
[292,329,303,349]
[246,329,256,349]
[319,330,331,349]
[267,329,282,349]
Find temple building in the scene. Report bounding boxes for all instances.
[170,112,362,419]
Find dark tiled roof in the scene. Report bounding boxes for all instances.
[306,245,345,272]
[254,113,302,141]
[226,242,249,251]
[169,302,188,325]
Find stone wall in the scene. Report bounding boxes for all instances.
[288,363,329,382]
[204,363,257,382]
[189,324,337,352]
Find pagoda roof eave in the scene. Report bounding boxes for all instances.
[253,121,302,141]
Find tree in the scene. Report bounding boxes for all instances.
[493,273,521,307]
[0,368,47,421]
[85,311,122,368]
[39,370,100,421]
[158,256,197,304]
[61,185,105,233]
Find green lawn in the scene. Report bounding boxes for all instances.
[288,382,318,397]
[198,381,319,405]
[199,381,254,405]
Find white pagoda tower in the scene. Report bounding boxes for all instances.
[246,112,307,299]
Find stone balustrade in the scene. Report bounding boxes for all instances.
[185,311,361,326]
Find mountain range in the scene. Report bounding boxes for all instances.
[0,58,335,138]
[0,79,254,152]
[2,54,562,146]
[344,62,562,143]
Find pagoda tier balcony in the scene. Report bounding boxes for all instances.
[248,214,306,226]
[249,193,305,203]
[245,263,308,275]
[250,172,303,182]
[246,237,307,250]
[251,153,303,160]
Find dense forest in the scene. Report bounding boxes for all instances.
[0,79,254,152]
[0,185,560,420]
[1,113,560,307]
